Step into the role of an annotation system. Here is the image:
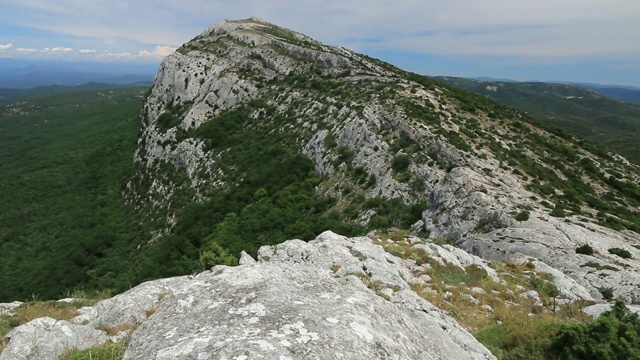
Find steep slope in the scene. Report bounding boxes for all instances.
[126,18,640,303]
[435,76,640,164]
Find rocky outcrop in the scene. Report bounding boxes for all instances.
[424,165,640,303]
[123,17,640,319]
[0,317,108,360]
[582,303,640,318]
[1,232,497,359]
[0,302,21,317]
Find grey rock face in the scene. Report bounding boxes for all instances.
[582,303,640,318]
[72,276,189,329]
[421,161,640,303]
[123,17,640,306]
[0,301,21,316]
[0,317,108,360]
[1,231,496,359]
[123,231,494,359]
[124,263,490,360]
[458,214,640,302]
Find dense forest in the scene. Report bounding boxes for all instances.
[0,87,420,301]
[0,88,148,300]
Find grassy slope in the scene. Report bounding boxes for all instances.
[435,77,640,164]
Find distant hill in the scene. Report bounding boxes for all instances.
[0,86,148,300]
[572,84,640,105]
[0,58,156,89]
[0,71,154,89]
[471,77,640,105]
[435,76,640,164]
[0,81,153,103]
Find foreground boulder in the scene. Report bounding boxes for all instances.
[126,262,489,359]
[0,317,108,360]
[1,231,495,359]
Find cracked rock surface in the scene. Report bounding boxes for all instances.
[123,231,494,359]
[1,231,495,360]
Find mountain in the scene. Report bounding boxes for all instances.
[3,17,640,358]
[0,59,156,89]
[125,17,638,303]
[126,18,640,300]
[435,76,640,164]
[572,84,640,105]
[471,78,640,105]
[0,81,153,103]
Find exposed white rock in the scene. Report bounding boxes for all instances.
[122,16,640,324]
[582,303,640,318]
[1,231,496,359]
[471,287,487,295]
[125,262,492,359]
[520,290,542,304]
[0,317,108,360]
[72,276,189,329]
[481,304,494,312]
[0,301,21,316]
[459,216,640,302]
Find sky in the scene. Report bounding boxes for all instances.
[1,0,639,86]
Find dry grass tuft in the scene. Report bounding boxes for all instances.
[376,234,595,335]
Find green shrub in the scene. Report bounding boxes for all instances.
[61,341,127,360]
[475,317,564,360]
[391,154,411,173]
[199,236,238,270]
[548,300,640,359]
[529,277,560,298]
[581,262,618,271]
[324,133,338,149]
[608,248,632,259]
[550,206,566,218]
[599,287,615,300]
[576,244,594,255]
[514,211,530,221]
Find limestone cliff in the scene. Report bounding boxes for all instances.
[124,17,640,303]
[5,17,640,359]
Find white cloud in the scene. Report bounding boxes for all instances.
[51,47,73,52]
[16,47,38,53]
[0,0,638,66]
[138,45,177,58]
[152,45,176,57]
[0,43,12,51]
[79,49,96,53]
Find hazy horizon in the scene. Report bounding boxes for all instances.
[1,2,638,87]
[1,56,639,91]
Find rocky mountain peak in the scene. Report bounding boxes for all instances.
[4,17,640,359]
[125,17,640,305]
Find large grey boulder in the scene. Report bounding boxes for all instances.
[72,275,189,329]
[0,301,21,316]
[0,317,108,360]
[124,239,494,359]
[1,231,496,359]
